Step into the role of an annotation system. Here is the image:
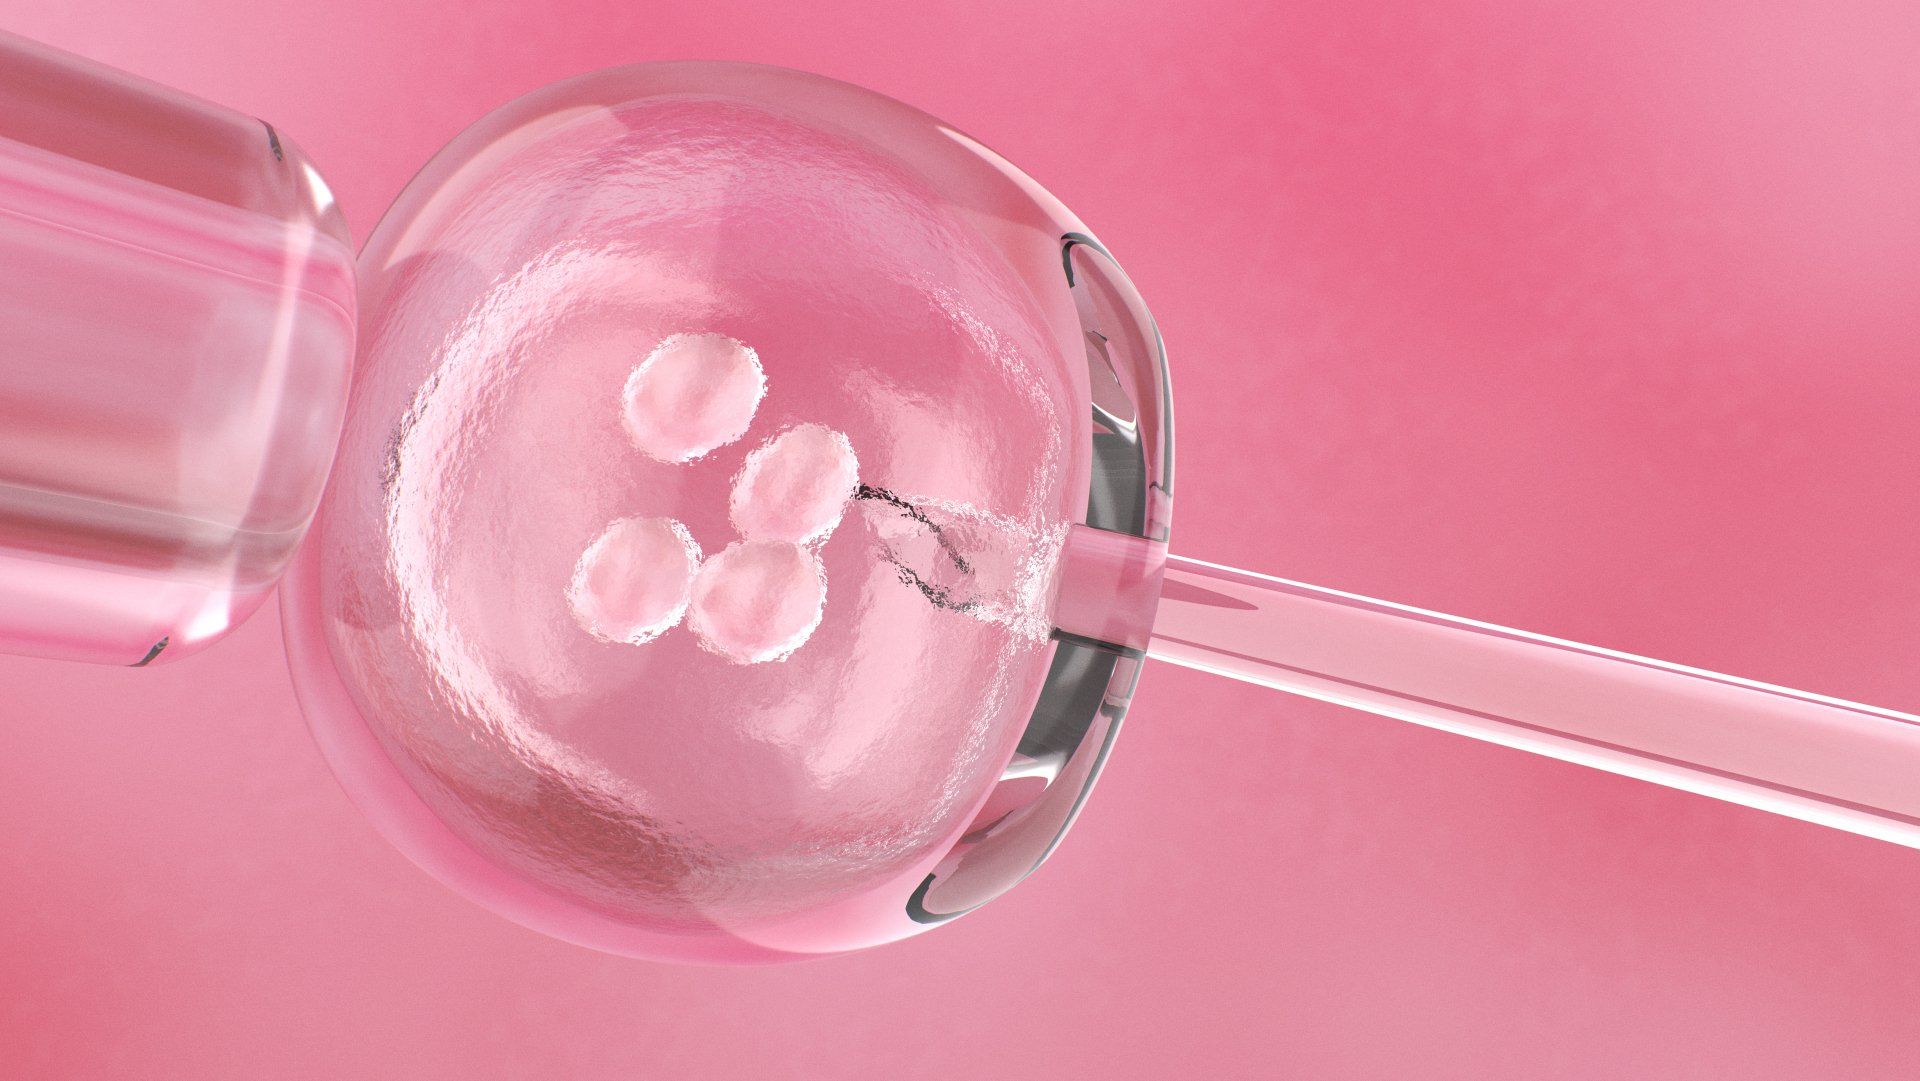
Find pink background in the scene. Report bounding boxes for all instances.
[4,1,1920,1077]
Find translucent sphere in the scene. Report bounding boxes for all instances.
[282,63,1142,962]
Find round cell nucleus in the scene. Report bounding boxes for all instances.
[568,516,701,644]
[686,539,827,663]
[729,424,860,544]
[621,332,766,462]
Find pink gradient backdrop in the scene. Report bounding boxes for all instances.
[3,1,1919,1077]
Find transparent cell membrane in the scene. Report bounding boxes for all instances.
[282,64,1165,962]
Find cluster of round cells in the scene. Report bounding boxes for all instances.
[566,332,859,663]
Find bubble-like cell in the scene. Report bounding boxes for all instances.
[730,424,860,544]
[621,332,766,462]
[687,540,826,663]
[568,517,701,644]
[279,62,1158,966]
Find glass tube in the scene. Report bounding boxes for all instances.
[1140,548,1920,847]
[0,30,356,665]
